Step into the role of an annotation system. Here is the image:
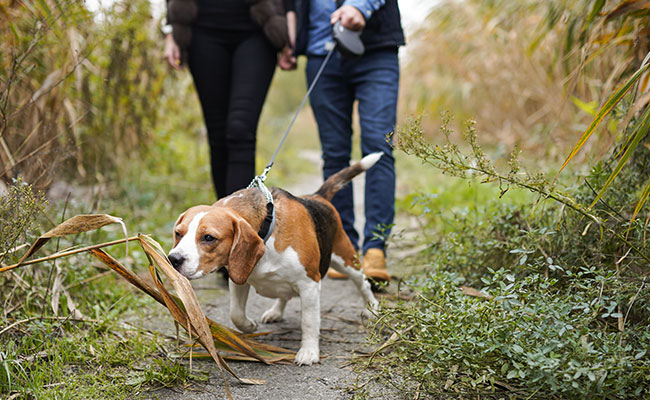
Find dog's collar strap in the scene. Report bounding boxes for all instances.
[258,202,275,243]
[247,171,275,243]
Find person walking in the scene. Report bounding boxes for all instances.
[163,0,289,199]
[280,0,405,286]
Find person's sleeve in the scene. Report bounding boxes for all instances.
[284,0,295,12]
[342,0,385,20]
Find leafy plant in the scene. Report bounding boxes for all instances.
[0,178,46,266]
[368,267,650,398]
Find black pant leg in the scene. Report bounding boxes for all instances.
[187,29,232,199]
[224,32,277,195]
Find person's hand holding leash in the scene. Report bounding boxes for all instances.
[278,46,297,70]
[330,5,365,30]
[163,34,182,70]
[278,11,298,70]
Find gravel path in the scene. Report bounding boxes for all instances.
[145,277,399,400]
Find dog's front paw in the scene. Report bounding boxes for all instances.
[232,317,258,333]
[260,307,283,324]
[294,345,320,366]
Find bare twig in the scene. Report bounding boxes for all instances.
[621,278,646,344]
[0,315,102,336]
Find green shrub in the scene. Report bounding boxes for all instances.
[373,266,649,398]
[365,114,650,398]
[0,178,46,265]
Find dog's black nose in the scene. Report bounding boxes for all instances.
[168,253,185,270]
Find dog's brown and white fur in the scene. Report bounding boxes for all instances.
[168,153,381,365]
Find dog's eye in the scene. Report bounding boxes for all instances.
[203,234,217,243]
[175,231,182,239]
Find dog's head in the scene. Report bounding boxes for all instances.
[167,205,265,284]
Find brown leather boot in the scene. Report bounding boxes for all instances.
[327,269,349,279]
[362,248,390,283]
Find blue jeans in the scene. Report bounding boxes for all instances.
[306,49,398,254]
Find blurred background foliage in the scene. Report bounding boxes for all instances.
[0,0,316,195]
[0,0,207,192]
[4,0,646,191]
[401,0,650,163]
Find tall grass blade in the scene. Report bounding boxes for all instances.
[89,248,166,306]
[7,19,20,42]
[628,178,650,237]
[586,0,606,26]
[558,62,650,175]
[589,105,650,210]
[34,0,53,23]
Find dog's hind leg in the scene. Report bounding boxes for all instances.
[330,252,378,311]
[330,229,378,310]
[324,204,378,310]
[260,298,288,323]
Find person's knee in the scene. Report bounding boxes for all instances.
[322,155,351,175]
[361,144,394,163]
[226,111,256,142]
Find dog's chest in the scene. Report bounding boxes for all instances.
[246,238,310,299]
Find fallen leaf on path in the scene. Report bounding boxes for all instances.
[460,286,493,300]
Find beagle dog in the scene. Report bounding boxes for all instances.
[167,153,381,365]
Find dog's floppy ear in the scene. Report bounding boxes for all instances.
[172,211,186,245]
[227,217,265,285]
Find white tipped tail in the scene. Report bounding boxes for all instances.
[316,152,384,200]
[360,152,383,170]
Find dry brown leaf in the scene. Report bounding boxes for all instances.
[139,235,222,361]
[606,0,650,21]
[460,286,493,300]
[50,265,63,315]
[89,249,165,306]
[16,214,125,266]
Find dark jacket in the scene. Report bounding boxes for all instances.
[167,0,289,53]
[284,0,405,56]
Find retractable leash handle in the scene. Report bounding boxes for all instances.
[332,20,365,58]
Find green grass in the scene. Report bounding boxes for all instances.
[2,322,198,399]
[0,267,196,399]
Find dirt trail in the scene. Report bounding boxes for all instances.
[143,151,418,399]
